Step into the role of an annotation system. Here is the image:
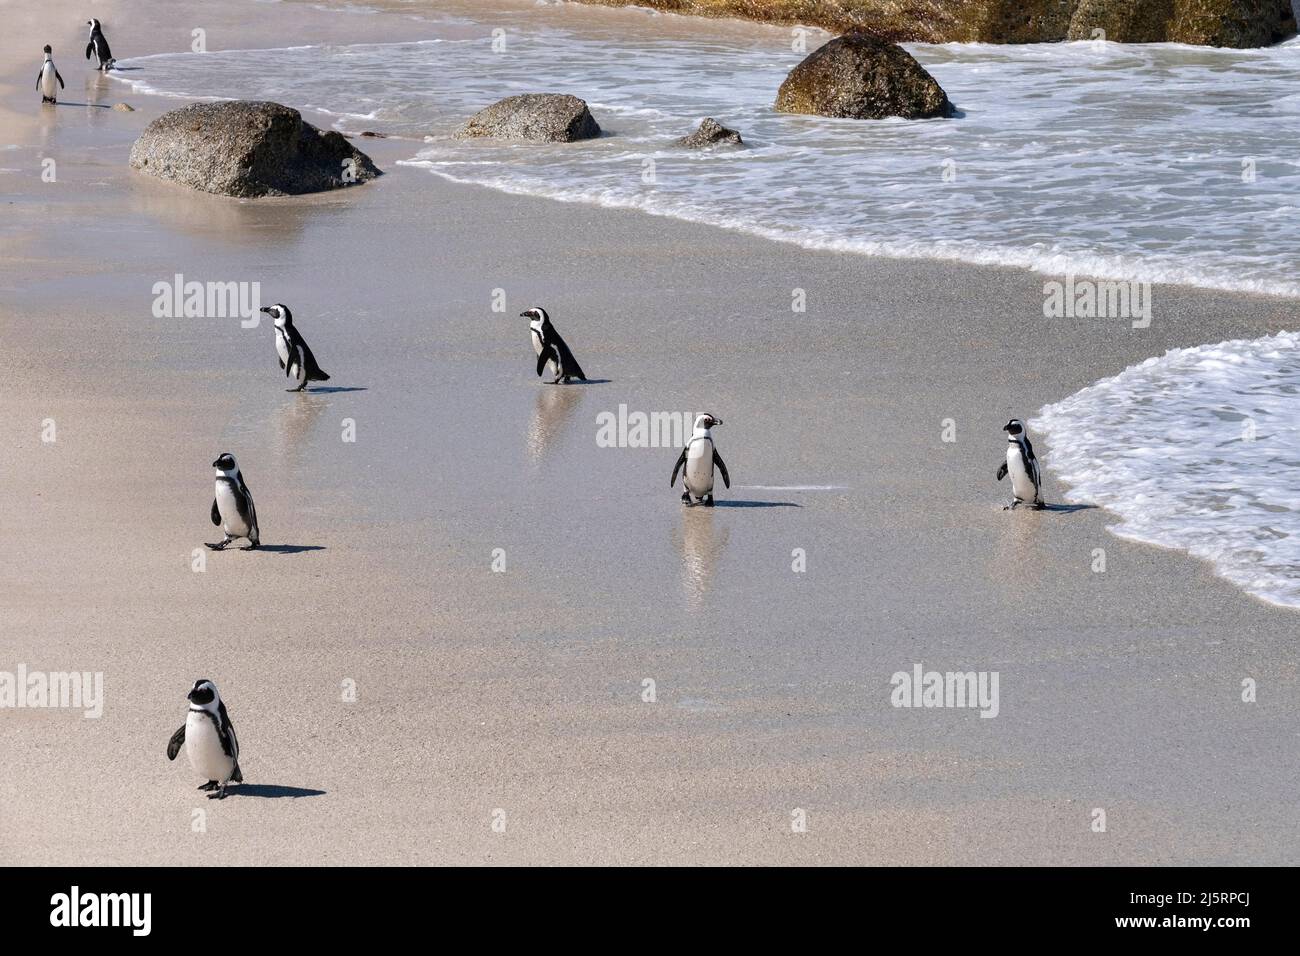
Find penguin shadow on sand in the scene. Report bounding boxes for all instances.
[223,783,326,799]
[254,544,326,555]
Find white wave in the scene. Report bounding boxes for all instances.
[1037,331,1300,609]
[108,16,1300,300]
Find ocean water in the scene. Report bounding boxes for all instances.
[111,8,1300,297]
[1037,333,1300,608]
[110,3,1300,607]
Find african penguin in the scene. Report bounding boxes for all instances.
[85,19,114,71]
[166,678,243,800]
[207,453,260,550]
[522,307,586,384]
[670,413,730,507]
[996,418,1045,510]
[261,304,330,392]
[37,46,64,104]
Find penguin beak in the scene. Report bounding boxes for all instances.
[259,307,273,315]
[712,418,723,426]
[519,311,530,318]
[186,689,196,701]
[211,458,221,467]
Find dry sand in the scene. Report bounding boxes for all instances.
[0,0,1296,865]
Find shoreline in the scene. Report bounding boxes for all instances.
[1,0,1296,866]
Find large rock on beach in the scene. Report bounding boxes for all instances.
[453,94,602,143]
[775,34,954,120]
[128,101,381,198]
[571,0,1297,47]
[673,117,744,148]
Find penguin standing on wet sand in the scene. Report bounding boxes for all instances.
[522,307,586,384]
[671,413,730,507]
[996,418,1045,510]
[262,304,330,392]
[37,46,64,104]
[207,453,260,550]
[166,679,243,800]
[85,19,115,71]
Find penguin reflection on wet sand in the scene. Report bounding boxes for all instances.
[522,307,586,383]
[166,679,242,800]
[996,418,1045,510]
[671,414,730,506]
[207,453,260,550]
[262,304,330,392]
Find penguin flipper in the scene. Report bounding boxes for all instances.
[996,463,1008,481]
[670,447,688,487]
[712,449,730,489]
[231,764,243,784]
[55,70,64,89]
[86,41,94,60]
[536,346,556,378]
[166,724,186,760]
[210,498,221,526]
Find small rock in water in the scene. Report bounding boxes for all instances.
[673,117,743,149]
[454,93,601,143]
[112,102,134,112]
[360,131,387,138]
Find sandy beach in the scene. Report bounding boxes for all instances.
[0,0,1296,866]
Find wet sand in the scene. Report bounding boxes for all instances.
[0,0,1296,865]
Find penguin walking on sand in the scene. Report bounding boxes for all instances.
[522,307,586,384]
[996,418,1045,510]
[207,453,260,550]
[167,679,243,800]
[261,304,330,392]
[85,19,114,71]
[37,46,64,104]
[671,413,730,507]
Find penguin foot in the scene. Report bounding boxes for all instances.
[240,542,259,551]
[1033,501,1047,511]
[704,495,715,508]
[681,492,692,505]
[207,784,228,800]
[197,781,219,791]
[205,539,232,551]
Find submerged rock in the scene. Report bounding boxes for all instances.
[775,34,953,120]
[128,101,381,198]
[673,117,743,148]
[454,94,601,143]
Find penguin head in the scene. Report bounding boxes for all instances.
[212,452,239,474]
[694,413,723,432]
[43,45,52,55]
[87,19,100,30]
[260,304,292,327]
[1003,419,1025,437]
[187,679,220,709]
[520,307,548,324]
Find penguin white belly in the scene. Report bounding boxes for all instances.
[1007,447,1037,501]
[185,711,235,782]
[684,439,715,497]
[40,65,57,99]
[275,329,291,369]
[530,326,556,375]
[215,481,250,537]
